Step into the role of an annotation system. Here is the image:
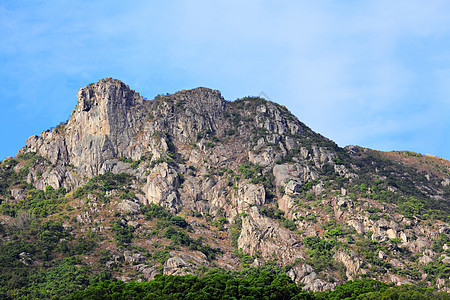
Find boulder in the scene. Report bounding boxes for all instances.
[117,200,140,214]
[334,250,366,280]
[124,251,145,264]
[164,256,189,275]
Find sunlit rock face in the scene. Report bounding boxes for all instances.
[16,78,450,292]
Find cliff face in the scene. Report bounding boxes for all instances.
[26,79,146,179]
[66,79,145,175]
[3,78,450,292]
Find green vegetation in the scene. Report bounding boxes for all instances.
[277,128,450,222]
[147,154,176,168]
[118,157,133,164]
[322,221,354,239]
[1,90,450,299]
[111,220,135,248]
[68,275,450,300]
[260,206,297,231]
[344,152,450,222]
[54,120,68,133]
[230,214,243,248]
[234,248,257,268]
[423,257,450,283]
[163,226,222,260]
[432,234,450,253]
[1,186,67,217]
[315,278,450,300]
[141,204,221,260]
[0,218,99,299]
[238,161,275,198]
[69,272,303,300]
[74,172,135,200]
[2,257,94,300]
[152,249,171,264]
[354,238,392,274]
[141,204,188,228]
[238,161,263,181]
[0,152,48,200]
[303,236,337,272]
[212,216,227,230]
[131,154,152,170]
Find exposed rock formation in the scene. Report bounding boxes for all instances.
[3,78,448,292]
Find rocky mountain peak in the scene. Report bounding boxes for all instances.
[75,78,143,113]
[172,87,226,118]
[61,79,149,177]
[7,79,450,295]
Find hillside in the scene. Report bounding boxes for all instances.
[0,78,449,299]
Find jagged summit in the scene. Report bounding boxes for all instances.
[175,86,222,98]
[168,86,226,120]
[75,78,143,112]
[3,79,449,295]
[21,77,328,189]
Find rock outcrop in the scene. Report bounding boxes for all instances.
[4,78,448,292]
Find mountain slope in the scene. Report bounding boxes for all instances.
[0,78,449,298]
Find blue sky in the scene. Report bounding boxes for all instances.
[1,0,450,160]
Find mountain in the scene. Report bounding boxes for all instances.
[0,78,449,298]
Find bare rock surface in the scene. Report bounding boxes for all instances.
[7,78,450,293]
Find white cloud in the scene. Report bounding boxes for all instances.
[1,0,450,159]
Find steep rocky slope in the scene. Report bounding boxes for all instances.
[0,78,449,298]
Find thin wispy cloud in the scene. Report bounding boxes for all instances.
[1,0,449,160]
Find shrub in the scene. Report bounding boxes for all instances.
[111,221,135,247]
